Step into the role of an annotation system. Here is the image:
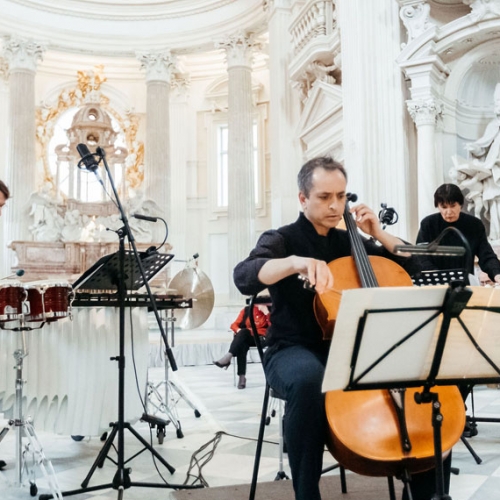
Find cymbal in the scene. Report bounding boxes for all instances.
[168,267,214,330]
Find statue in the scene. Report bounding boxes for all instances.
[61,209,88,242]
[28,184,64,242]
[452,83,500,241]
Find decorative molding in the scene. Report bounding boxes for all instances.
[9,0,237,21]
[215,31,261,68]
[407,98,443,126]
[0,57,8,83]
[293,59,338,102]
[399,1,433,45]
[464,0,500,21]
[170,74,191,100]
[3,37,44,72]
[137,51,178,83]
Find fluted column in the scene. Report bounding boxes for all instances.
[137,51,176,241]
[216,32,257,302]
[407,98,443,220]
[3,38,44,246]
[337,0,411,238]
[169,76,190,258]
[266,0,301,226]
[0,59,9,276]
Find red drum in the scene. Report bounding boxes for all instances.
[25,281,74,322]
[0,281,26,322]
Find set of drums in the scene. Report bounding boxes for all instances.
[0,280,74,324]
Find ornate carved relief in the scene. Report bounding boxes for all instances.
[3,37,44,72]
[399,1,432,45]
[464,0,500,20]
[215,31,261,68]
[170,75,190,100]
[137,51,178,83]
[407,98,443,126]
[294,59,339,101]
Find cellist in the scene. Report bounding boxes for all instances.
[234,156,421,500]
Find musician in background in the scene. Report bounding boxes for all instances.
[234,156,416,500]
[416,183,500,284]
[0,179,9,471]
[213,304,270,389]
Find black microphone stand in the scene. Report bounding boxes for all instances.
[40,147,201,499]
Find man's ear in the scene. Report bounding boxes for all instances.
[298,191,307,206]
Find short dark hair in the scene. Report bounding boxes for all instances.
[297,156,347,197]
[433,183,464,207]
[0,180,10,200]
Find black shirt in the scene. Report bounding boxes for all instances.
[416,212,500,280]
[233,213,415,351]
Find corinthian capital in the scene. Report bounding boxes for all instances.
[407,98,442,126]
[137,51,178,83]
[215,31,261,68]
[3,37,44,72]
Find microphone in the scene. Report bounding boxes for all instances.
[133,213,158,223]
[394,244,466,256]
[1,269,25,280]
[76,143,100,171]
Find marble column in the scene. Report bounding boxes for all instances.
[407,98,443,220]
[337,0,412,239]
[0,58,9,276]
[3,38,44,249]
[216,32,257,302]
[169,76,190,259]
[266,0,301,226]
[137,51,176,242]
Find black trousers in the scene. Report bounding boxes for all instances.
[402,453,452,500]
[228,328,266,376]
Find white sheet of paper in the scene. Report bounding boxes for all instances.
[322,286,500,392]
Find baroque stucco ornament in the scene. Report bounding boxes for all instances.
[399,1,433,44]
[137,51,178,83]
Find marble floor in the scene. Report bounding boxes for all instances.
[1,348,500,500]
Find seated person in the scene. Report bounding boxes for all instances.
[416,183,500,284]
[213,305,270,389]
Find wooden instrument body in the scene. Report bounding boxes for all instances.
[325,387,465,477]
[316,200,466,477]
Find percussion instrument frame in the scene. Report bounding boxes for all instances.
[39,145,201,500]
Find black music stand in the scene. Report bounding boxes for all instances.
[322,284,500,500]
[72,249,174,292]
[40,148,202,500]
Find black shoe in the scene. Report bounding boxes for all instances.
[238,376,246,389]
[214,360,230,370]
[0,460,6,470]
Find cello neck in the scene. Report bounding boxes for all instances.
[344,194,378,288]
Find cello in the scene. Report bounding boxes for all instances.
[316,194,465,478]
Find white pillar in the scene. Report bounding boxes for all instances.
[0,62,9,276]
[407,98,443,220]
[337,0,412,238]
[267,0,301,226]
[216,32,257,302]
[169,76,190,259]
[3,37,44,248]
[137,51,176,242]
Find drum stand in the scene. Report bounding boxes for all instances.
[5,325,62,499]
[143,309,201,442]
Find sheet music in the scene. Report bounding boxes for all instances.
[322,286,500,392]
